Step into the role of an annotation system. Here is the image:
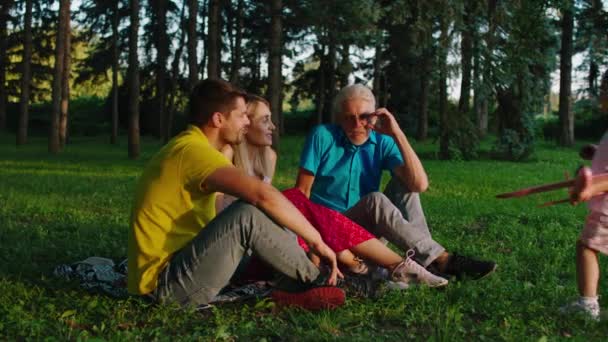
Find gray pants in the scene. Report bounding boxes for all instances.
[343,177,445,267]
[153,201,320,306]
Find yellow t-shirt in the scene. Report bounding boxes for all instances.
[127,125,231,295]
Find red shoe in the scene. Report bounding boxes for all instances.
[271,287,345,311]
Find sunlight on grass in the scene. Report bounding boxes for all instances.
[0,133,605,339]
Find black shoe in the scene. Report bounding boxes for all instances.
[337,273,384,299]
[436,254,497,280]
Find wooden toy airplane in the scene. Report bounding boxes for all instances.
[496,172,608,207]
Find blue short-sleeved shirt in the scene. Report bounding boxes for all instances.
[299,124,404,212]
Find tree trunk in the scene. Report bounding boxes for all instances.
[417,56,430,141]
[438,15,450,160]
[229,0,243,85]
[268,0,282,145]
[558,1,574,146]
[110,0,119,144]
[588,60,598,99]
[599,68,608,114]
[417,29,432,142]
[17,0,32,145]
[165,0,187,142]
[198,0,207,79]
[315,45,326,125]
[338,43,350,88]
[152,0,168,141]
[472,36,484,138]
[49,0,69,154]
[458,1,473,114]
[187,0,198,89]
[0,0,12,131]
[207,0,221,79]
[128,0,141,159]
[373,43,382,102]
[59,7,71,149]
[480,0,496,137]
[324,35,337,123]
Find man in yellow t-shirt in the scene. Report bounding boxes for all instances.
[128,79,343,308]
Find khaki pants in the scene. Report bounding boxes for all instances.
[343,177,445,267]
[153,201,320,306]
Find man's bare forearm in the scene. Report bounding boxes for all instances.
[393,131,428,192]
[254,184,323,247]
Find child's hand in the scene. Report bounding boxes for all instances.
[570,167,594,205]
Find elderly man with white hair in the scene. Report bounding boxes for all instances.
[295,84,497,281]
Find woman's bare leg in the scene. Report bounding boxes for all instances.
[349,238,403,271]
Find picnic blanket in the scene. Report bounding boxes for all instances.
[53,257,273,307]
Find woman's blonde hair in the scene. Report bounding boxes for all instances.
[233,95,276,181]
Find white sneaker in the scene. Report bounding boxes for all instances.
[560,298,600,321]
[391,250,448,288]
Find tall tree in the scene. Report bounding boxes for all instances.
[267,0,282,143]
[165,0,186,142]
[229,0,243,85]
[415,2,434,141]
[493,0,556,160]
[77,0,127,144]
[0,0,12,131]
[187,0,198,88]
[150,0,169,141]
[558,0,574,146]
[458,1,474,115]
[372,42,383,106]
[17,0,32,145]
[600,68,608,113]
[59,5,71,148]
[110,0,120,144]
[207,0,221,79]
[438,11,451,160]
[478,0,497,137]
[49,0,70,154]
[575,0,608,100]
[128,0,140,159]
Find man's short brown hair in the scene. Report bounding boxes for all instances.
[188,79,248,126]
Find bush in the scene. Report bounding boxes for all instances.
[5,96,108,137]
[538,108,607,143]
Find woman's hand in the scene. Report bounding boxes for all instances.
[308,240,343,286]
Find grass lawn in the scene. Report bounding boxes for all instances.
[1,132,606,340]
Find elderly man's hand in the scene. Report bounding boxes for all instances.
[366,108,403,138]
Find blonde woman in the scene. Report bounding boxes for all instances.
[217,95,448,288]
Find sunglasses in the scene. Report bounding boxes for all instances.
[346,112,378,124]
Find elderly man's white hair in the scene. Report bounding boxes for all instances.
[332,84,376,122]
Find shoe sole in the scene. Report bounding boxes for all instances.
[474,263,497,281]
[271,287,345,311]
[389,277,449,289]
[446,263,498,281]
[428,279,449,288]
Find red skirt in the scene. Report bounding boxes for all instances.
[281,188,375,252]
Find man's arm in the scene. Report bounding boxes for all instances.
[204,166,342,284]
[295,168,315,198]
[370,108,428,192]
[391,132,429,193]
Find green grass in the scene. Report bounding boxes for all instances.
[1,133,607,340]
